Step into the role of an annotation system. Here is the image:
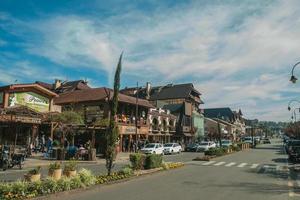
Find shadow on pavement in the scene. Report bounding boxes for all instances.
[272,158,288,163]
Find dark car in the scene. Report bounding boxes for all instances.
[285,140,300,155]
[288,145,300,163]
[185,143,200,152]
[262,138,271,144]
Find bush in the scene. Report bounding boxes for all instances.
[144,154,163,169]
[28,166,41,175]
[204,148,226,156]
[64,160,77,172]
[129,153,146,170]
[78,169,96,186]
[49,162,61,172]
[120,166,133,176]
[232,145,241,152]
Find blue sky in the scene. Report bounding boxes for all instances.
[1,0,300,121]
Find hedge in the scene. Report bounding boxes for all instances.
[204,147,227,156]
[144,154,163,169]
[129,153,146,170]
[129,153,163,170]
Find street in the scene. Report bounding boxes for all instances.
[0,150,203,182]
[41,139,299,200]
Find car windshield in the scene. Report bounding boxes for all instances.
[145,144,155,148]
[164,144,173,147]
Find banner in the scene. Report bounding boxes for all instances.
[9,92,49,112]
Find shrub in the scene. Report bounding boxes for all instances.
[129,153,146,170]
[28,166,41,175]
[119,166,133,176]
[204,148,226,156]
[78,169,96,186]
[49,162,61,172]
[144,154,163,169]
[232,145,241,152]
[64,160,77,172]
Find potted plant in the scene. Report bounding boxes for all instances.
[63,160,77,177]
[48,162,62,180]
[24,166,41,182]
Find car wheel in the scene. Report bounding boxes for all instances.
[178,150,181,154]
[153,151,156,154]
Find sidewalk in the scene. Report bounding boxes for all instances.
[22,152,131,169]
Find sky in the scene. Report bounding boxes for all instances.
[0,0,300,122]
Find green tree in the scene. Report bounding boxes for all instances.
[105,53,122,175]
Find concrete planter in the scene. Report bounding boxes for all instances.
[24,174,41,182]
[48,169,62,180]
[64,170,77,177]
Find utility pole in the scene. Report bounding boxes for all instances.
[251,126,255,148]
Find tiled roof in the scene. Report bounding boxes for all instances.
[149,83,201,100]
[204,107,235,122]
[54,87,154,108]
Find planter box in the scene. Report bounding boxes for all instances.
[64,170,77,177]
[24,174,41,182]
[48,169,62,180]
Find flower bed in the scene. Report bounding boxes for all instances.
[0,162,181,200]
[162,162,184,169]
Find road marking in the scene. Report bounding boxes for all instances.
[250,164,259,169]
[202,161,216,166]
[214,162,226,166]
[288,181,293,187]
[225,162,236,167]
[237,163,247,168]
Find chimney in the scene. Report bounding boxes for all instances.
[54,79,62,89]
[146,82,151,100]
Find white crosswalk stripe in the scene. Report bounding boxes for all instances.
[225,162,236,167]
[250,164,259,169]
[202,161,216,166]
[214,162,226,166]
[237,163,248,168]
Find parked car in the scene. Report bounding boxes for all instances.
[243,137,253,144]
[197,141,216,152]
[185,143,200,152]
[262,138,271,144]
[288,145,300,163]
[163,143,182,154]
[285,140,300,155]
[220,140,232,148]
[140,143,164,155]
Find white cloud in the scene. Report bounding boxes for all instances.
[1,0,300,121]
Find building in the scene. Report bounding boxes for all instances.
[0,83,58,146]
[53,87,155,153]
[204,107,246,141]
[121,83,204,143]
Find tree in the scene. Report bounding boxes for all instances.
[50,111,84,159]
[105,53,122,175]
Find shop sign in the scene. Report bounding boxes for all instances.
[15,116,41,124]
[9,92,49,112]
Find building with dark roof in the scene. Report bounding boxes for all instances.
[36,79,91,94]
[121,82,205,143]
[204,107,246,141]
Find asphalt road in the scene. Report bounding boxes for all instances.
[45,139,300,200]
[0,150,204,182]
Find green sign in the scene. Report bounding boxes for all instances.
[9,92,49,112]
[0,92,3,104]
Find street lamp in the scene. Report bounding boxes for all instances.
[287,99,300,111]
[290,61,300,83]
[291,108,300,122]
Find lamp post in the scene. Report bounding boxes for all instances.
[288,99,300,111]
[291,108,300,122]
[290,61,300,83]
[135,82,139,152]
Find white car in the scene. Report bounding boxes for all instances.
[197,141,216,152]
[141,143,164,155]
[163,143,182,154]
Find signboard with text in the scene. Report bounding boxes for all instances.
[9,92,49,112]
